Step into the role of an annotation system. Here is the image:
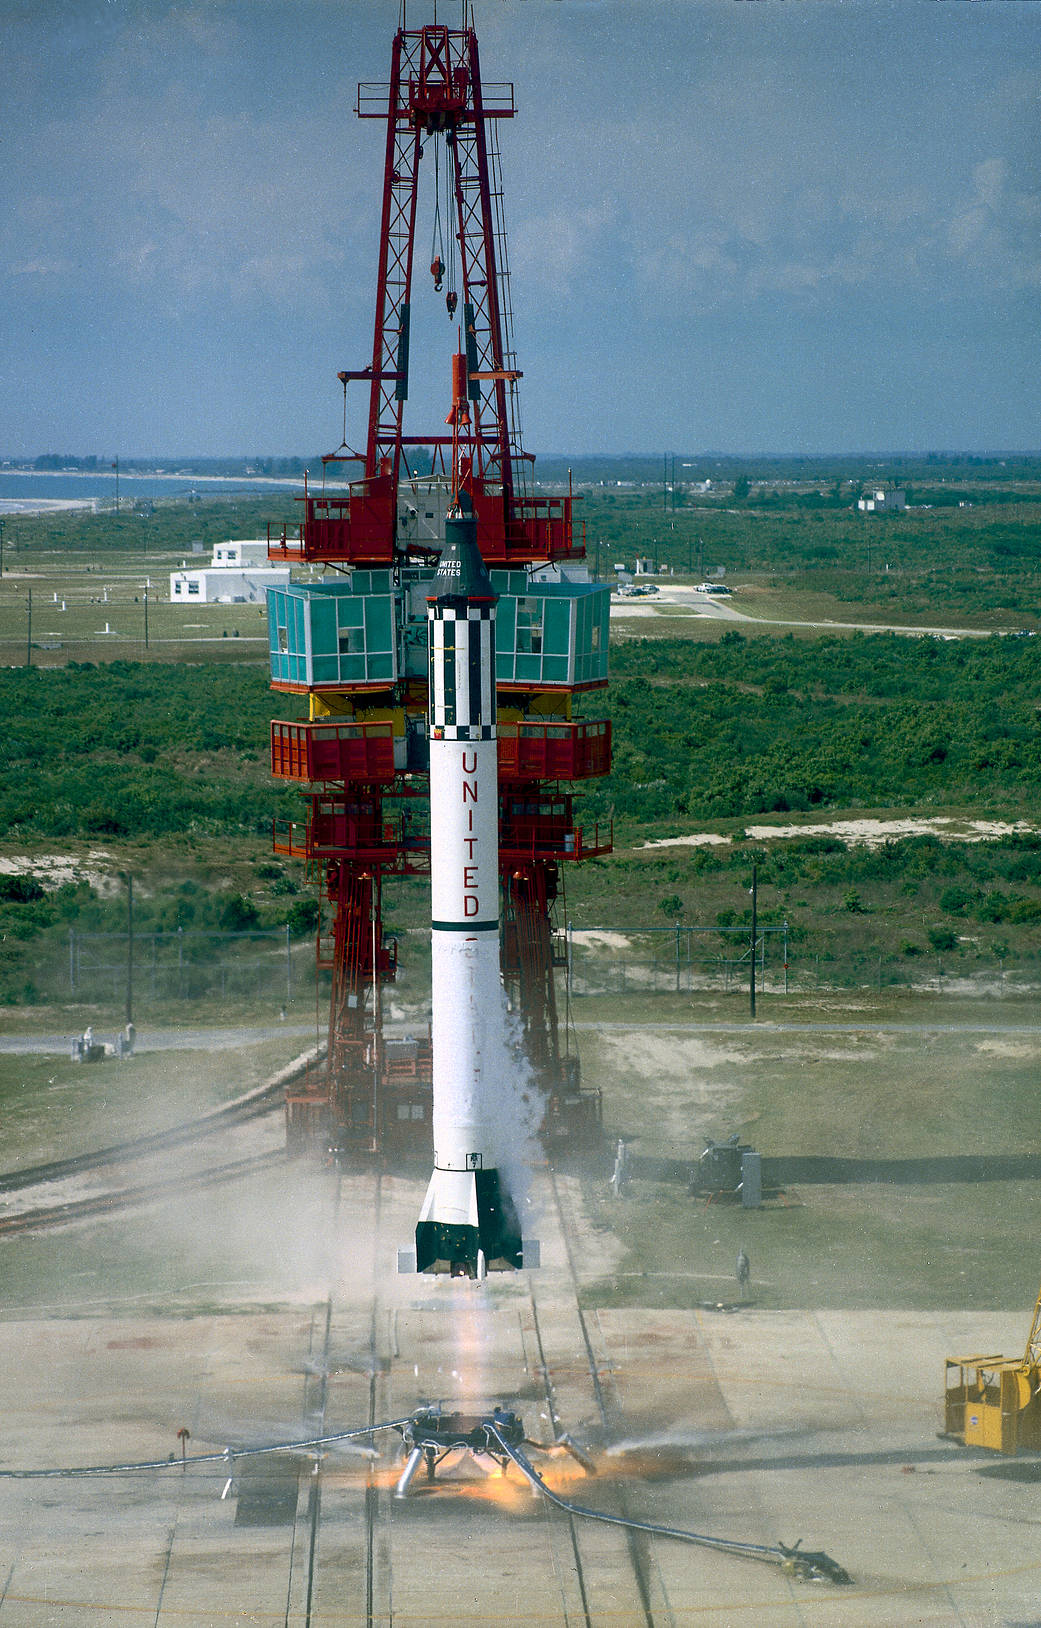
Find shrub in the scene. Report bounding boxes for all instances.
[939,885,974,915]
[218,894,261,932]
[0,875,45,903]
[286,898,320,937]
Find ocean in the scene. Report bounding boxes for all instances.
[0,470,308,516]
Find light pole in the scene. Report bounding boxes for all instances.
[749,863,758,1019]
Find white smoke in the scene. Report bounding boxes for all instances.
[485,987,544,1232]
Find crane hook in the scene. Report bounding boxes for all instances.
[431,256,445,292]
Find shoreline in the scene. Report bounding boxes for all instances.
[0,469,354,518]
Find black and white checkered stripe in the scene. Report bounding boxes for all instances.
[428,604,496,739]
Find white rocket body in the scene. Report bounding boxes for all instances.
[414,493,525,1276]
[427,733,501,1169]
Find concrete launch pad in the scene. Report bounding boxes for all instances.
[1,1162,1039,1626]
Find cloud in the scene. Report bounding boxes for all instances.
[1,6,370,317]
[10,257,74,281]
[502,24,1041,315]
[510,203,618,297]
[945,157,1041,288]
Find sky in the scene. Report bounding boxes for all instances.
[2,0,1040,458]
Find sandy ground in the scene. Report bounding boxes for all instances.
[0,849,119,893]
[641,815,1040,851]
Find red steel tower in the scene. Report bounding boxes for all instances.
[267,13,611,1158]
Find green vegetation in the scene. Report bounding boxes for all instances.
[591,631,1041,826]
[1,481,1040,1008]
[0,663,297,840]
[0,662,314,1004]
[0,494,301,558]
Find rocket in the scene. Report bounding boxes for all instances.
[413,491,527,1279]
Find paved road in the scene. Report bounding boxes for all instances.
[2,1015,1039,1055]
[574,1018,1041,1034]
[0,1023,317,1055]
[612,581,997,640]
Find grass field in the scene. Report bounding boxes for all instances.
[0,495,308,666]
[4,483,1040,669]
[0,552,273,666]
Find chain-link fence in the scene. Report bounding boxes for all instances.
[26,920,1040,1012]
[50,926,314,1008]
[561,924,1040,999]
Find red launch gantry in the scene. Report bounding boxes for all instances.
[266,12,612,1159]
[268,19,572,570]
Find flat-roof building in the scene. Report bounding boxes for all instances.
[170,539,291,604]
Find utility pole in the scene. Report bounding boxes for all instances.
[749,862,758,1019]
[125,872,134,1025]
[143,586,149,650]
[0,517,5,577]
[26,588,31,666]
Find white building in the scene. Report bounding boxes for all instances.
[170,539,291,604]
[857,488,907,512]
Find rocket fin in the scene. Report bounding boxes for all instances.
[415,1166,523,1276]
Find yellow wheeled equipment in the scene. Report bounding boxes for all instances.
[944,1282,1041,1454]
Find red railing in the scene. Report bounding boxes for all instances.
[271,719,396,783]
[273,819,309,860]
[309,801,403,861]
[273,804,401,864]
[268,474,579,566]
[498,719,610,782]
[268,476,398,565]
[507,494,575,561]
[499,815,612,863]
